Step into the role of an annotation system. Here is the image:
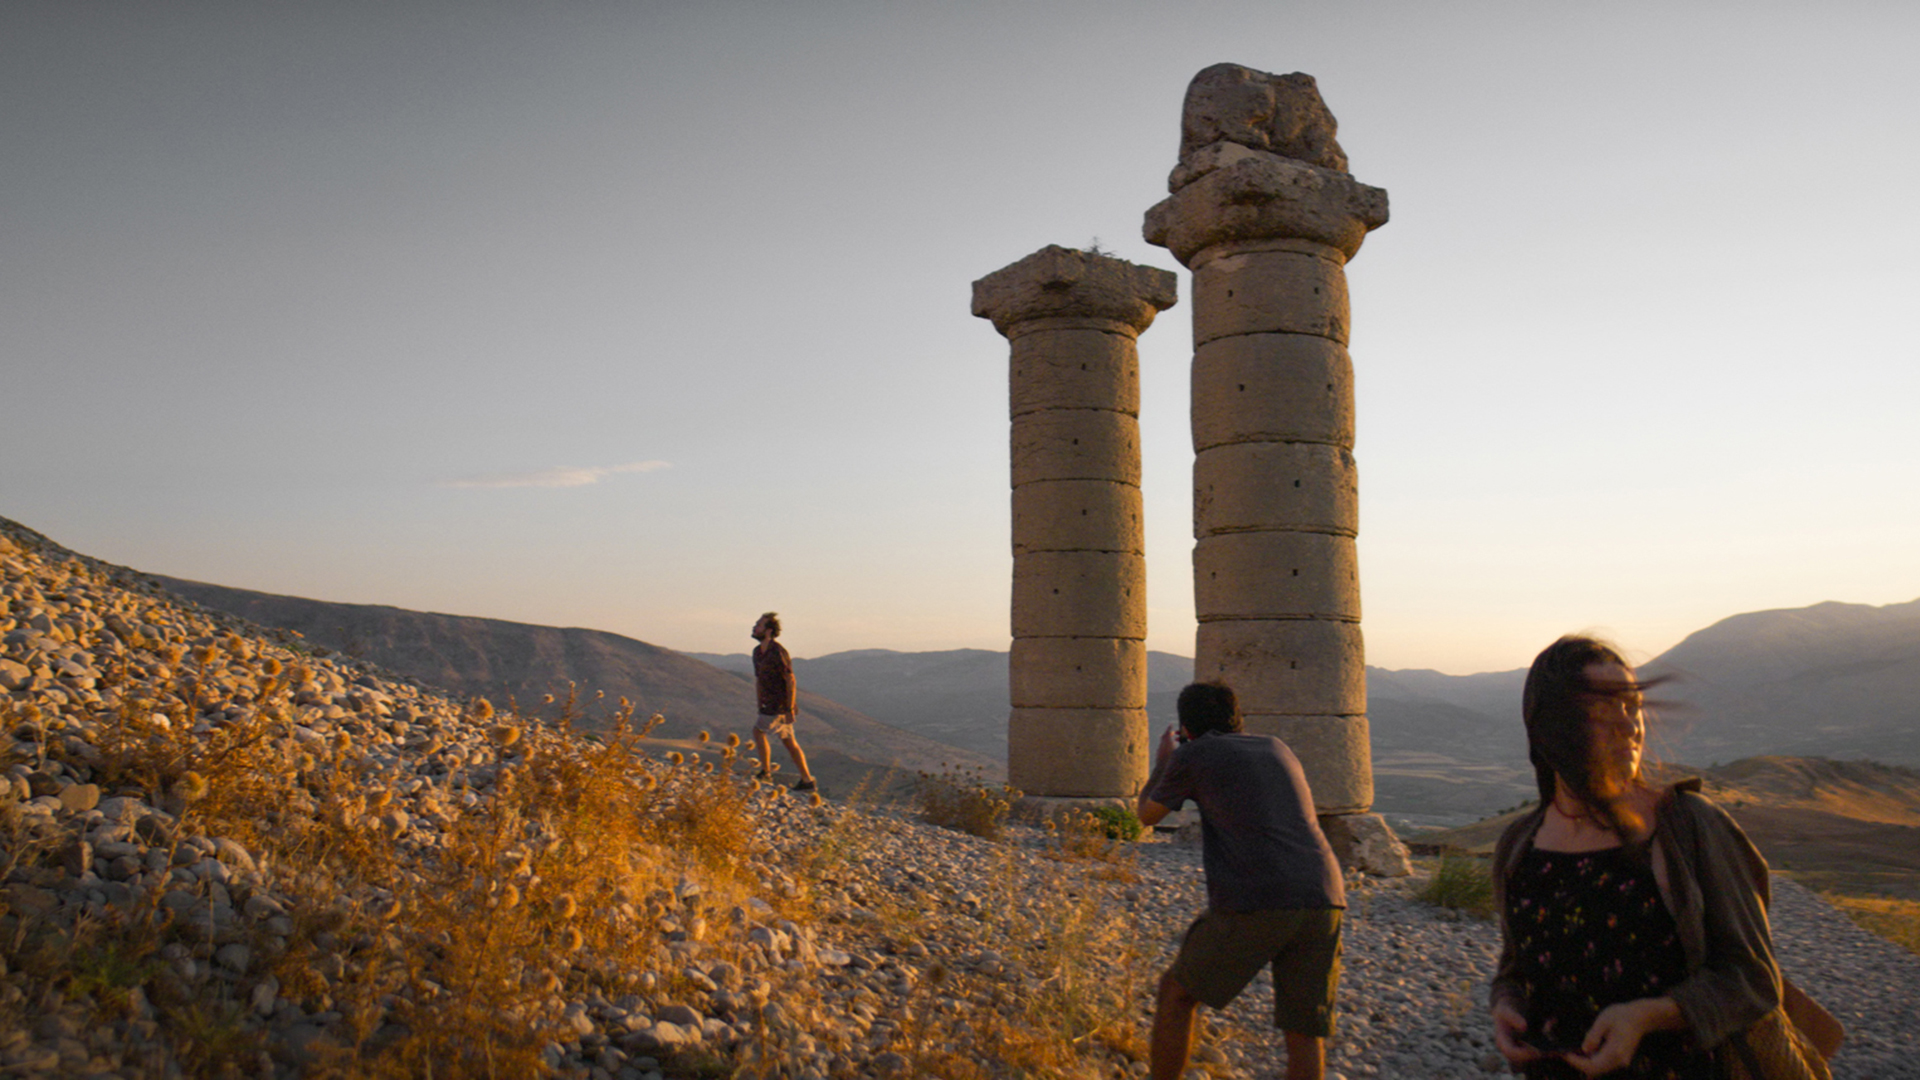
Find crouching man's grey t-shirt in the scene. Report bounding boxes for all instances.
[1147,732,1345,912]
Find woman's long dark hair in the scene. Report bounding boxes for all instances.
[1523,634,1660,839]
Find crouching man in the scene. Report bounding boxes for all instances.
[1137,682,1346,1080]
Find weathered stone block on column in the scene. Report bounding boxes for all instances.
[1191,334,1354,450]
[1193,531,1359,619]
[1242,714,1373,813]
[1010,551,1146,639]
[1147,64,1399,869]
[1008,707,1150,797]
[1194,442,1359,537]
[974,245,1175,801]
[1012,481,1143,555]
[1010,637,1148,709]
[1193,618,1366,716]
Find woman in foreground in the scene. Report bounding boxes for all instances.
[1488,635,1783,1078]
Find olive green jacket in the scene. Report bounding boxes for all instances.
[1490,779,1780,1051]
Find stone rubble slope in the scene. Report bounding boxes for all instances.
[2,517,1914,1080]
[0,518,1175,1079]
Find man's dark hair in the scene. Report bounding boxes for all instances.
[1176,681,1243,737]
[759,611,781,637]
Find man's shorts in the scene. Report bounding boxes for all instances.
[1169,907,1342,1037]
[754,712,794,738]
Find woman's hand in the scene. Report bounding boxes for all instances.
[1563,997,1684,1077]
[1490,1001,1543,1068]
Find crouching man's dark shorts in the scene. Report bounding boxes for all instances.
[1169,907,1343,1036]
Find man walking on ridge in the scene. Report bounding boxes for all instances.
[1138,682,1345,1080]
[750,611,816,792]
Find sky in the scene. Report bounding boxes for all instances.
[4,1,1917,674]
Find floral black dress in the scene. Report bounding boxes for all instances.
[1504,844,1714,1079]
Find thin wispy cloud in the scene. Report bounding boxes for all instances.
[441,461,672,489]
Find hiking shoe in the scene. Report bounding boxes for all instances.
[753,767,771,781]
[792,778,817,792]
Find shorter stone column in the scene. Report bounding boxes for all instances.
[973,245,1177,799]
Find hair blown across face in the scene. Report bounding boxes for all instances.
[1522,634,1664,837]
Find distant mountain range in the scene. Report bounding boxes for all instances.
[686,648,1195,761]
[152,576,1001,797]
[152,569,1919,827]
[1643,599,1920,766]
[1362,602,1920,827]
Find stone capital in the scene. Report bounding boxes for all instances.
[1144,147,1389,266]
[972,245,1178,338]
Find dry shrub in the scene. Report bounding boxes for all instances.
[915,766,1020,840]
[339,705,773,1077]
[1044,807,1142,870]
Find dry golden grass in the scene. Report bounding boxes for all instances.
[1817,892,1920,956]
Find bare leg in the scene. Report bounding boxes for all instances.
[1151,970,1198,1080]
[1283,1030,1324,1080]
[780,731,813,783]
[753,729,774,777]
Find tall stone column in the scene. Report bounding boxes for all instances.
[972,246,1177,799]
[1145,65,1391,830]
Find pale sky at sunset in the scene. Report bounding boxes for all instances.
[5,2,1916,674]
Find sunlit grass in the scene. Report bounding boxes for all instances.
[1820,892,1920,956]
[1415,853,1497,919]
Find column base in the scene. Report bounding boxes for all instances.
[1317,811,1411,877]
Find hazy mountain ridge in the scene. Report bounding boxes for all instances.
[1643,599,1920,766]
[1359,601,1920,825]
[689,647,1195,761]
[151,576,1000,788]
[142,560,1920,824]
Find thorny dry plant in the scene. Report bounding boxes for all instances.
[915,765,1021,841]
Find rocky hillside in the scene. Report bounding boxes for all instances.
[152,575,999,790]
[0,517,1192,1078]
